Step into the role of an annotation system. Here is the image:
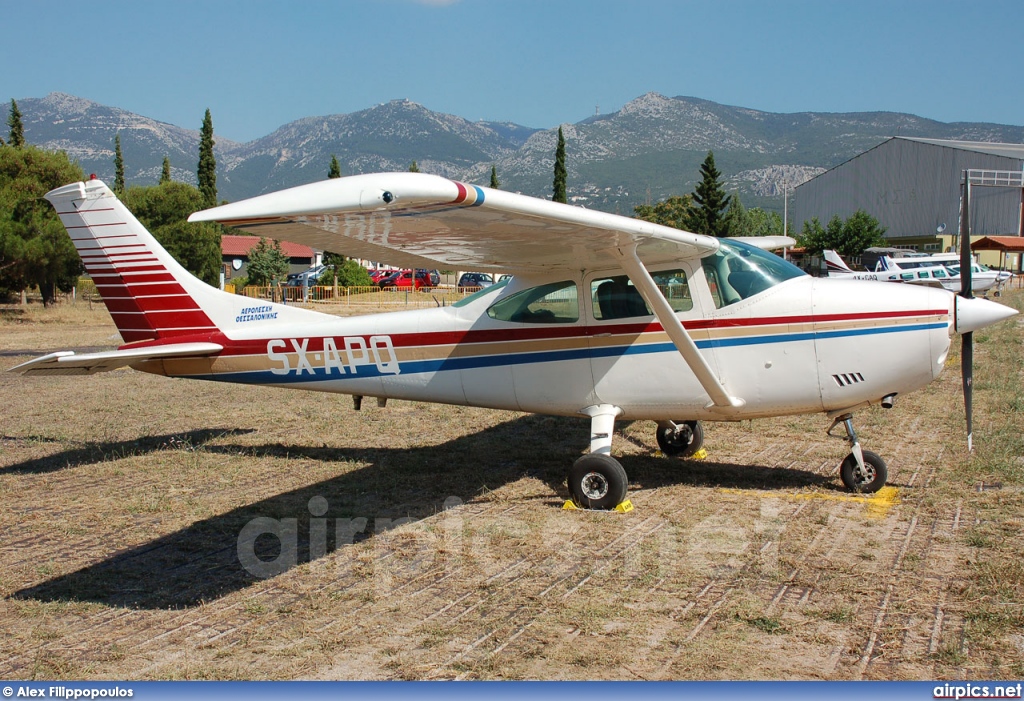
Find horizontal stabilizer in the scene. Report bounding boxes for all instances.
[8,342,223,376]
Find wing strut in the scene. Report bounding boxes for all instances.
[611,244,745,412]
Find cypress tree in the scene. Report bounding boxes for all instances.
[552,126,567,203]
[160,156,172,184]
[489,165,500,189]
[7,99,25,148]
[197,108,217,207]
[691,150,729,236]
[328,155,342,179]
[409,160,419,173]
[113,133,125,195]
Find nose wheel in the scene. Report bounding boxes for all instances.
[829,413,888,493]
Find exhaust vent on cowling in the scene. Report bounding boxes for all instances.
[832,372,865,387]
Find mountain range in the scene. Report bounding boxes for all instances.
[8,92,1024,214]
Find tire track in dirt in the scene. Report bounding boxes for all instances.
[123,501,528,676]
[841,451,955,678]
[442,510,671,678]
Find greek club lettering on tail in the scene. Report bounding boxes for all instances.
[10,172,1017,510]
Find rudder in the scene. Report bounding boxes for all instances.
[47,179,227,344]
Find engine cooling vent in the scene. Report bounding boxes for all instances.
[832,372,865,387]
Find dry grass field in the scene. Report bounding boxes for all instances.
[1,291,1022,680]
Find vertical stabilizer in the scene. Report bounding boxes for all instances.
[823,250,853,274]
[46,179,323,345]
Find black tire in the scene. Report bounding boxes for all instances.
[840,450,888,493]
[567,454,628,510]
[656,420,704,457]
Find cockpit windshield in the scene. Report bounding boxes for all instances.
[701,239,805,308]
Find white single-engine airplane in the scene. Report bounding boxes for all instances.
[11,174,1018,508]
[824,250,1003,294]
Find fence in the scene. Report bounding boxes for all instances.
[237,285,485,310]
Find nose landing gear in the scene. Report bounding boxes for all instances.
[829,413,888,493]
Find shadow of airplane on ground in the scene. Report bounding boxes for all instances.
[1,428,256,475]
[13,415,834,610]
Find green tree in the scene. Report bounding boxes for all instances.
[691,151,729,236]
[408,160,419,173]
[634,194,695,230]
[722,192,747,237]
[746,207,785,237]
[7,99,25,148]
[160,156,172,184]
[552,126,567,203]
[328,155,342,179]
[489,165,500,189]
[245,237,289,286]
[318,257,372,287]
[319,250,346,284]
[121,181,222,285]
[113,133,125,195]
[0,145,85,304]
[798,210,887,257]
[197,108,217,208]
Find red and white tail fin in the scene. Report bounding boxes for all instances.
[46,178,322,345]
[823,249,853,274]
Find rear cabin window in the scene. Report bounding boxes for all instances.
[487,281,579,323]
[591,270,692,320]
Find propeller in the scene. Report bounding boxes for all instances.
[959,175,973,452]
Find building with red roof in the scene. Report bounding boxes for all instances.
[222,235,318,282]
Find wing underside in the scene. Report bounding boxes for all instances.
[189,172,721,273]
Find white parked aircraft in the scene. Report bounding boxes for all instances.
[10,175,1018,508]
[824,249,1000,294]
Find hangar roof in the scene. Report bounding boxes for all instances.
[897,137,1024,160]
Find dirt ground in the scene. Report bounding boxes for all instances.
[1,294,1022,680]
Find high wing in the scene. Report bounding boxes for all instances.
[730,236,794,251]
[9,342,223,376]
[188,172,722,273]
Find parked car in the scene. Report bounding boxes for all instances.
[369,269,395,283]
[427,269,440,286]
[285,265,326,287]
[379,269,431,290]
[457,272,494,290]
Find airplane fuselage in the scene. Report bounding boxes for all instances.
[134,272,952,423]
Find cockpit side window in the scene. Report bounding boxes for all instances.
[701,239,805,309]
[486,280,579,323]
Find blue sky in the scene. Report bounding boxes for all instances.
[3,0,1022,143]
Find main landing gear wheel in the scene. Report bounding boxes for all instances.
[840,450,888,493]
[656,420,704,457]
[568,453,628,510]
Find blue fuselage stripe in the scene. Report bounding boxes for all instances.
[187,322,947,385]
